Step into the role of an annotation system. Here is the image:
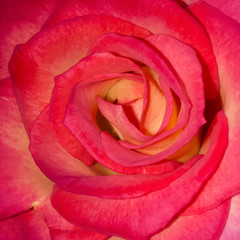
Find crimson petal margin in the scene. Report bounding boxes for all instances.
[183,0,240,24]
[0,0,57,78]
[34,198,109,240]
[0,210,51,240]
[151,199,230,240]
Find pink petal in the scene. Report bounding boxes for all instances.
[45,0,219,99]
[151,199,230,240]
[52,111,228,239]
[34,198,108,240]
[50,155,200,199]
[219,194,240,240]
[184,0,240,24]
[183,1,240,214]
[0,210,51,240]
[29,106,97,186]
[0,78,53,219]
[0,0,58,78]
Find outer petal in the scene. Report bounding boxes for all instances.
[34,199,109,240]
[29,106,97,185]
[183,1,240,214]
[0,78,53,219]
[45,0,219,99]
[0,210,51,240]
[151,199,230,240]
[52,111,228,240]
[219,194,240,240]
[0,0,58,78]
[183,0,240,24]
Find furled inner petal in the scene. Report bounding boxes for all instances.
[97,97,148,144]
[139,67,167,135]
[87,33,204,165]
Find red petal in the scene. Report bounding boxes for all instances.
[184,0,240,24]
[0,210,51,240]
[0,78,53,219]
[29,106,97,185]
[151,199,230,240]
[183,1,240,214]
[0,0,57,78]
[51,111,228,239]
[35,198,108,240]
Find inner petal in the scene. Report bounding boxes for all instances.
[140,67,167,135]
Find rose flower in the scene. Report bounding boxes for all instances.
[0,0,240,239]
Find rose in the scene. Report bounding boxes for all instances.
[1,0,240,239]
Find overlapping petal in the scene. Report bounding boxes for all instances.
[0,0,58,78]
[183,1,240,214]
[0,210,51,240]
[0,78,53,219]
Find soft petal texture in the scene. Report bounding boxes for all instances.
[220,194,240,240]
[0,210,51,240]
[183,0,240,24]
[29,106,97,185]
[0,78,53,219]
[183,1,240,214]
[52,111,228,240]
[34,199,109,240]
[0,0,58,78]
[45,0,219,99]
[151,199,230,240]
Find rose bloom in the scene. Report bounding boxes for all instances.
[1,0,240,239]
